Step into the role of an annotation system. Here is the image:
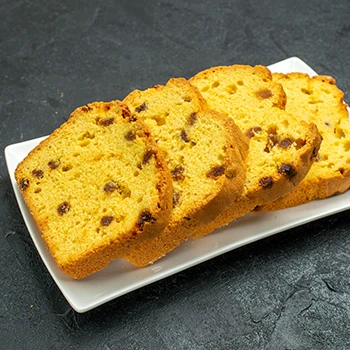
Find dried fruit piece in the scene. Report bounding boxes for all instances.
[246,127,262,139]
[188,112,197,125]
[62,165,71,172]
[98,118,114,126]
[48,160,60,169]
[268,134,279,145]
[136,210,155,227]
[264,132,280,153]
[135,102,147,113]
[20,178,29,190]
[278,163,297,179]
[57,202,70,215]
[103,180,120,193]
[81,105,92,112]
[125,131,136,141]
[100,216,114,226]
[180,129,190,142]
[32,169,44,178]
[207,165,226,179]
[278,138,293,148]
[142,148,156,165]
[171,165,185,181]
[259,176,273,189]
[121,108,130,118]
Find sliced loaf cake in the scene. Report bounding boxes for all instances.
[259,73,350,210]
[190,65,322,236]
[122,78,248,267]
[15,101,172,278]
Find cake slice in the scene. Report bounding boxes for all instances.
[15,101,172,279]
[258,73,350,210]
[189,65,322,236]
[122,78,248,267]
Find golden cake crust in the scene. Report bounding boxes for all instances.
[258,72,350,210]
[122,78,248,266]
[190,65,322,236]
[15,101,172,278]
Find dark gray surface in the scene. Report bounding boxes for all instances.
[1,0,350,349]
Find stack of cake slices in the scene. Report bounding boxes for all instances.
[15,63,349,278]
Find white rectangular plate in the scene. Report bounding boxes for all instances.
[5,57,350,313]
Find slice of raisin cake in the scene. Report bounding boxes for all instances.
[15,101,172,279]
[122,78,248,267]
[259,73,350,210]
[190,65,322,236]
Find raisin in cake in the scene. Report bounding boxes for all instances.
[189,65,322,236]
[259,73,350,210]
[122,78,248,267]
[15,101,172,279]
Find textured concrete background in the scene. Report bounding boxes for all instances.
[1,0,350,349]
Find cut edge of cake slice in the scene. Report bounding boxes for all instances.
[15,100,173,278]
[189,65,322,236]
[121,77,248,267]
[257,72,350,210]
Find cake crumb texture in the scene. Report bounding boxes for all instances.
[122,77,248,266]
[190,65,322,236]
[259,72,350,210]
[15,101,172,278]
